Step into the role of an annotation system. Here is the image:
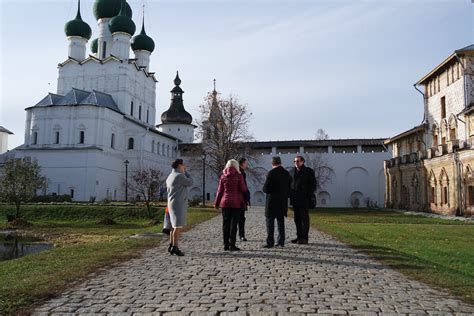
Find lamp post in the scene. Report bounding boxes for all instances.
[202,152,207,207]
[124,160,130,202]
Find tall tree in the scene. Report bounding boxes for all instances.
[194,87,260,178]
[127,167,165,219]
[0,157,48,218]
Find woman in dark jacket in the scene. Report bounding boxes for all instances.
[214,159,248,251]
[238,158,251,241]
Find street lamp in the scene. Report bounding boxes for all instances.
[124,160,130,202]
[202,152,207,207]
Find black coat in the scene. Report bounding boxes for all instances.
[263,166,292,218]
[289,165,317,208]
[241,170,251,206]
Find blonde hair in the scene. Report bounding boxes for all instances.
[225,159,241,173]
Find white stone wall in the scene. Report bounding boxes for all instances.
[0,132,8,154]
[16,105,179,201]
[184,148,391,208]
[158,123,195,144]
[57,60,156,126]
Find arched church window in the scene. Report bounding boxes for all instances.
[79,131,85,144]
[111,133,115,149]
[33,132,38,145]
[128,138,134,150]
[151,140,155,153]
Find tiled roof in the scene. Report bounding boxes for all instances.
[31,88,120,112]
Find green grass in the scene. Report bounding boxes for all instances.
[308,208,474,303]
[0,204,218,315]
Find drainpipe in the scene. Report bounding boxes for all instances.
[414,84,428,125]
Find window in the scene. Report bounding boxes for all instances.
[162,144,165,154]
[437,76,440,92]
[441,97,446,119]
[146,109,149,123]
[139,106,142,120]
[70,189,74,199]
[111,133,115,149]
[157,142,160,155]
[443,186,449,205]
[151,140,155,153]
[430,187,435,204]
[468,186,474,206]
[442,137,446,145]
[167,145,170,157]
[433,134,438,146]
[130,101,134,116]
[450,128,456,141]
[128,138,134,150]
[79,131,85,144]
[102,41,107,59]
[54,131,60,144]
[33,132,38,145]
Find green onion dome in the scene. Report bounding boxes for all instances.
[108,0,136,36]
[131,20,155,53]
[91,38,98,53]
[65,0,92,40]
[93,0,132,20]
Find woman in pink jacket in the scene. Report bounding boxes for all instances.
[214,159,248,251]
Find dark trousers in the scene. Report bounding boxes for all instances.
[293,206,310,241]
[266,216,285,246]
[238,208,246,238]
[222,208,240,247]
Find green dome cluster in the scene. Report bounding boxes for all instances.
[131,22,155,52]
[65,2,92,40]
[108,0,136,35]
[93,0,132,20]
[91,38,98,53]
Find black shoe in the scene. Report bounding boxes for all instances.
[290,238,299,244]
[262,244,274,248]
[171,246,184,256]
[240,237,247,241]
[229,246,241,251]
[298,240,308,245]
[224,245,230,251]
[275,244,284,247]
[168,243,173,253]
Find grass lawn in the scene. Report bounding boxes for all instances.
[0,204,218,315]
[308,208,474,304]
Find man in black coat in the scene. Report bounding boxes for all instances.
[289,155,316,244]
[262,156,292,248]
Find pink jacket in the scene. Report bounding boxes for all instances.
[215,167,248,209]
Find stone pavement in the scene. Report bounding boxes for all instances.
[34,207,474,315]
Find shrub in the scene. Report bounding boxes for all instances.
[31,194,72,203]
[189,197,202,207]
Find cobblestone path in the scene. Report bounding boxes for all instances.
[34,207,474,315]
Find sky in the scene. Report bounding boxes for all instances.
[0,0,473,149]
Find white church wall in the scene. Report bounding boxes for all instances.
[0,133,9,154]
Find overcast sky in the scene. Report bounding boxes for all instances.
[0,0,472,149]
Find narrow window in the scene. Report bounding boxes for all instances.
[441,96,446,119]
[157,142,160,155]
[130,101,134,116]
[55,131,60,144]
[139,106,142,120]
[79,131,85,144]
[443,187,448,204]
[430,187,435,203]
[151,140,155,153]
[111,133,115,148]
[70,189,74,199]
[469,186,474,206]
[102,41,107,59]
[33,132,38,145]
[146,109,149,123]
[128,137,134,150]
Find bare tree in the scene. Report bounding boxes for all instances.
[315,128,329,140]
[305,154,334,205]
[128,167,165,219]
[194,90,261,178]
[0,157,48,218]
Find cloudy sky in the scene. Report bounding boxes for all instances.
[0,0,472,149]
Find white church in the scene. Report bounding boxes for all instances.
[1,0,391,207]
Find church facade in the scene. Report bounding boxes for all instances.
[384,45,474,216]
[1,0,391,207]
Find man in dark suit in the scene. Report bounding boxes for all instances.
[289,155,316,244]
[262,156,292,248]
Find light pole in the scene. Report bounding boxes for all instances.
[124,160,129,202]
[202,152,207,207]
